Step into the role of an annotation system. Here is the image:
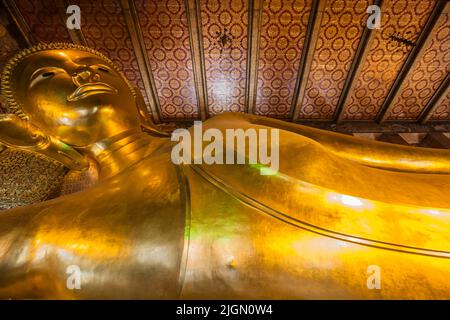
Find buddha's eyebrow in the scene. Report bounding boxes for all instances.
[73,57,102,65]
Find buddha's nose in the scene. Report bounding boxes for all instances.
[72,66,100,86]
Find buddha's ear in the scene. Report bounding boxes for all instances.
[0,114,88,170]
[133,87,169,137]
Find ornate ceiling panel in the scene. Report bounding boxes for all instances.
[75,0,149,106]
[14,0,71,43]
[200,0,248,116]
[342,0,437,120]
[431,89,450,120]
[386,3,449,120]
[0,22,19,67]
[298,0,370,119]
[255,0,311,118]
[135,0,199,119]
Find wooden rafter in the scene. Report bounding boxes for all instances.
[334,0,383,124]
[334,0,383,123]
[291,0,326,122]
[419,73,449,124]
[185,0,208,121]
[245,0,263,114]
[120,0,162,123]
[377,0,447,123]
[377,133,409,145]
[3,0,35,46]
[419,132,450,149]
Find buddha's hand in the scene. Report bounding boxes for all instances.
[0,114,88,170]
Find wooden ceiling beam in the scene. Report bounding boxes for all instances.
[185,0,208,121]
[419,132,450,149]
[295,120,450,133]
[2,0,35,46]
[290,0,325,121]
[120,0,162,123]
[377,0,447,123]
[334,0,382,124]
[245,0,263,114]
[419,73,449,124]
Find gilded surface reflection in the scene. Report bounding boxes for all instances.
[0,44,449,299]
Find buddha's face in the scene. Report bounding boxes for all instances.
[12,49,140,146]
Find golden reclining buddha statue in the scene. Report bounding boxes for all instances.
[0,43,449,299]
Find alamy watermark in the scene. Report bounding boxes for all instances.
[66,5,81,30]
[66,264,82,290]
[366,5,381,29]
[366,265,381,290]
[170,121,280,175]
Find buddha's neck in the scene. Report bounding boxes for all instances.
[85,129,166,179]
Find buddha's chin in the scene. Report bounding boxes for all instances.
[72,93,129,109]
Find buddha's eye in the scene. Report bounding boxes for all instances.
[42,72,55,77]
[29,68,60,89]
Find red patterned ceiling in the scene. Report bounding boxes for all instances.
[432,89,450,120]
[0,9,20,113]
[14,0,71,43]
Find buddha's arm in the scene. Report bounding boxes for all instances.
[220,112,450,174]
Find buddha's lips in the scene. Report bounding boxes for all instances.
[67,83,117,101]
